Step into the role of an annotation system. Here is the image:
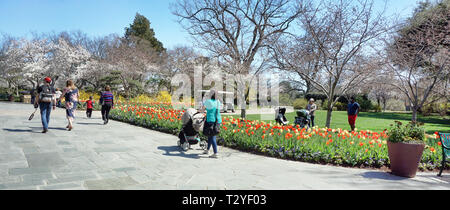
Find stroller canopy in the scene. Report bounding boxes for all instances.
[297,109,310,118]
[181,108,205,133]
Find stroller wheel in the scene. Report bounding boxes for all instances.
[199,140,207,150]
[182,142,190,151]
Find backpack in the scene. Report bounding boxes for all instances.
[39,85,54,103]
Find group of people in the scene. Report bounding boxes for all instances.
[306,97,360,132]
[33,77,115,133]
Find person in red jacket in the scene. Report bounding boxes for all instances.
[86,96,94,118]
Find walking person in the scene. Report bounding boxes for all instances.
[33,77,56,133]
[60,80,79,131]
[306,98,317,128]
[100,85,114,125]
[202,89,221,158]
[54,88,62,108]
[347,97,360,132]
[85,96,94,118]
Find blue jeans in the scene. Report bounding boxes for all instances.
[207,135,218,154]
[39,102,52,130]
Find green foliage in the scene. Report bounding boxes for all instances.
[335,102,347,111]
[293,98,308,110]
[279,93,294,106]
[373,104,382,113]
[421,102,449,116]
[387,121,425,143]
[125,13,165,53]
[321,99,329,110]
[355,95,373,112]
[126,78,145,98]
[305,93,327,101]
[99,70,122,92]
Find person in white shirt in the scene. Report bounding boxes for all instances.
[54,88,62,107]
[306,98,317,127]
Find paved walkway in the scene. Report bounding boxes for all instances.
[0,102,449,190]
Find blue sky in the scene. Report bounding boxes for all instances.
[0,0,419,49]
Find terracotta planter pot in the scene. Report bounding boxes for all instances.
[387,141,425,178]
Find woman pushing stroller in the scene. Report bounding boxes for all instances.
[200,89,221,158]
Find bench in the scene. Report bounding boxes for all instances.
[438,133,450,176]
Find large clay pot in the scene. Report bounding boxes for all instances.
[387,141,425,178]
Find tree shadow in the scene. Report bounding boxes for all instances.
[358,112,450,125]
[157,146,202,159]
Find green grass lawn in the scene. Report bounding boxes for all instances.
[230,110,450,134]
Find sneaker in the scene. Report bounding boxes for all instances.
[42,129,48,133]
[209,153,218,158]
[203,150,209,155]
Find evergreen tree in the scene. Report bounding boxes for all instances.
[124,13,165,53]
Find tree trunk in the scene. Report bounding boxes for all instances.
[325,108,333,128]
[412,108,418,122]
[325,100,333,128]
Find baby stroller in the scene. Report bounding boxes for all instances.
[294,110,310,129]
[177,108,207,151]
[275,107,289,125]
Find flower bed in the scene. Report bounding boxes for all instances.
[109,102,446,171]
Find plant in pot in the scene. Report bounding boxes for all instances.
[386,121,426,178]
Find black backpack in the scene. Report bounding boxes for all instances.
[39,85,54,103]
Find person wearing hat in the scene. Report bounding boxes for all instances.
[306,98,317,127]
[34,77,56,133]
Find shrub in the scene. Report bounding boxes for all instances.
[156,91,172,103]
[321,99,328,110]
[78,90,101,101]
[356,95,373,112]
[335,102,347,111]
[437,103,449,116]
[387,121,425,143]
[373,104,382,113]
[422,102,449,116]
[293,98,308,110]
[280,93,294,106]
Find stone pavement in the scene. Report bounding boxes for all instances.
[0,102,449,190]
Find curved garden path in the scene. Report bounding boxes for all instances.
[0,102,448,190]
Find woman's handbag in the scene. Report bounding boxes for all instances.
[203,101,220,137]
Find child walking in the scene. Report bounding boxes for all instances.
[86,96,94,118]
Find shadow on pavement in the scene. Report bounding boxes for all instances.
[77,122,104,125]
[3,128,38,133]
[157,146,202,159]
[360,171,410,181]
[29,127,67,131]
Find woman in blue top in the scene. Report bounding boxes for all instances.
[202,89,222,158]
